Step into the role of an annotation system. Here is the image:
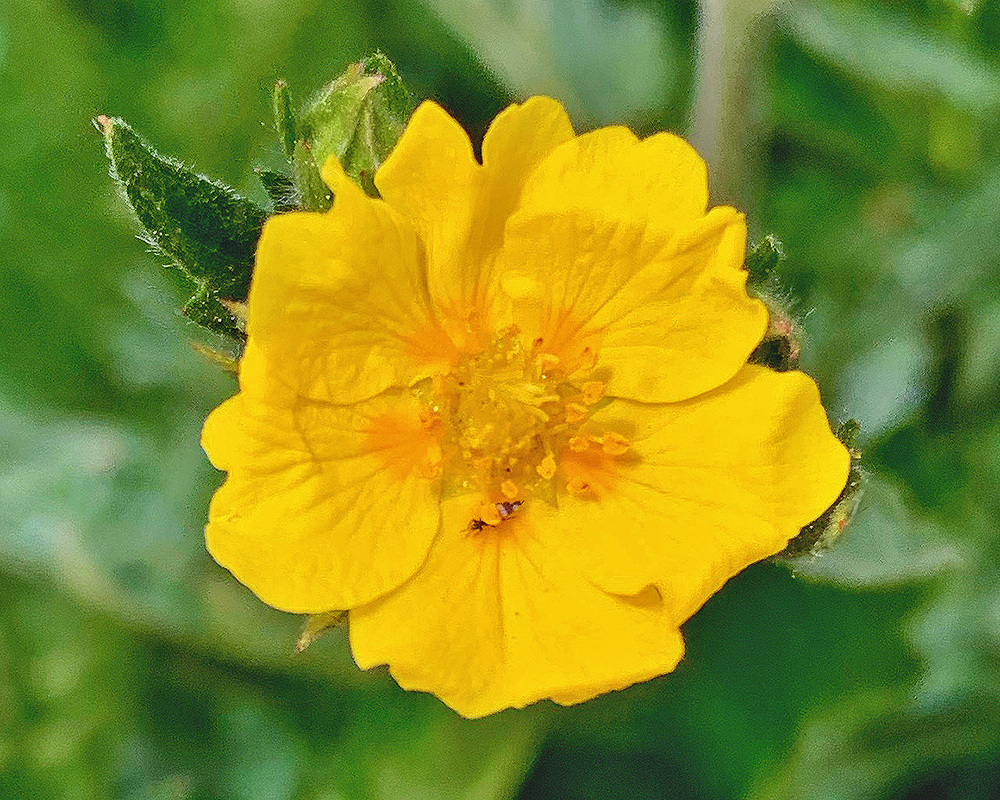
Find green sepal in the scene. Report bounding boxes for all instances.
[295,610,348,652]
[778,420,865,558]
[272,79,297,161]
[181,284,243,341]
[745,233,785,286]
[745,235,802,372]
[291,52,414,203]
[291,139,332,211]
[96,115,267,339]
[255,167,299,212]
[748,293,803,372]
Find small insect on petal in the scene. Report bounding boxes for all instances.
[496,500,523,520]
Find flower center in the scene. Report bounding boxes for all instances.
[414,327,626,522]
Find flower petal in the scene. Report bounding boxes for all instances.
[497,204,767,402]
[202,345,442,612]
[248,159,456,405]
[555,365,851,624]
[349,494,684,718]
[375,98,574,350]
[516,125,708,225]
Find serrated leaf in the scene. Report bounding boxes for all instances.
[96,115,268,337]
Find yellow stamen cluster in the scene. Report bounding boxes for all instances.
[415,327,629,515]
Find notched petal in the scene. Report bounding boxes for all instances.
[247,178,456,405]
[203,387,442,613]
[350,496,684,718]
[556,366,851,624]
[516,125,708,226]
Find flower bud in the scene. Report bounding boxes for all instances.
[289,53,414,206]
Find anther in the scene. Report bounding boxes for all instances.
[537,353,560,370]
[536,454,557,480]
[501,480,519,499]
[477,502,502,526]
[565,402,588,423]
[420,409,440,430]
[581,381,605,405]
[602,432,630,455]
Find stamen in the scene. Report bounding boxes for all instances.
[565,402,588,423]
[477,502,502,526]
[536,454,557,480]
[418,327,611,499]
[581,381,605,405]
[602,432,630,455]
[537,353,560,372]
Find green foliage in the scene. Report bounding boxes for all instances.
[745,234,786,286]
[98,116,267,339]
[4,0,1000,796]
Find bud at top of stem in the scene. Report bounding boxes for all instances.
[286,53,414,206]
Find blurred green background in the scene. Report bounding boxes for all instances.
[2,0,1000,797]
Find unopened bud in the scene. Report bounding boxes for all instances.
[291,52,413,204]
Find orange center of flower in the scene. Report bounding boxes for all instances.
[413,327,627,523]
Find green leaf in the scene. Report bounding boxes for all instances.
[96,115,268,336]
[783,2,1000,114]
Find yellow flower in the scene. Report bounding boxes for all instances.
[202,97,850,718]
